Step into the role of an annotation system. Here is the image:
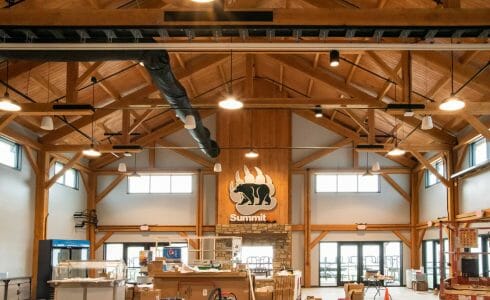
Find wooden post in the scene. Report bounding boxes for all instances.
[304,169,311,287]
[87,174,97,259]
[31,151,50,297]
[196,170,204,258]
[446,151,459,277]
[410,171,421,268]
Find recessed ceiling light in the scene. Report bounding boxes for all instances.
[219,96,243,110]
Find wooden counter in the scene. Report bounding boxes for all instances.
[152,272,251,300]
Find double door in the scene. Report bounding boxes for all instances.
[320,242,402,287]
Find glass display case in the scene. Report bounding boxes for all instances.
[52,260,126,281]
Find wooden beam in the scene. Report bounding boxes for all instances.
[455,144,469,172]
[24,145,39,176]
[410,151,450,187]
[366,51,402,84]
[31,151,49,296]
[50,152,91,174]
[293,138,352,168]
[66,62,79,103]
[96,174,125,203]
[97,225,215,233]
[346,54,362,84]
[309,231,329,250]
[77,62,103,87]
[179,232,199,249]
[401,51,410,102]
[87,174,97,259]
[417,228,427,249]
[461,111,490,140]
[46,152,83,189]
[294,110,360,141]
[392,230,411,248]
[368,109,375,144]
[245,54,254,97]
[95,232,113,250]
[158,140,214,169]
[381,173,411,203]
[2,8,489,27]
[377,0,389,8]
[122,109,130,144]
[342,109,368,134]
[31,74,64,99]
[12,103,93,116]
[0,114,16,131]
[443,0,460,8]
[311,224,410,231]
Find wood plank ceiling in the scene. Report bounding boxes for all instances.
[0,0,489,170]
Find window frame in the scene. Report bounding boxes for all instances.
[315,173,381,193]
[0,136,22,170]
[127,173,193,194]
[469,138,489,167]
[425,158,444,188]
[53,161,80,190]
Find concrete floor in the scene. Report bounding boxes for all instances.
[302,287,439,300]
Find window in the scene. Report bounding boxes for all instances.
[470,138,488,167]
[0,136,21,169]
[241,246,273,278]
[316,174,380,193]
[128,174,192,194]
[54,162,79,189]
[425,159,444,188]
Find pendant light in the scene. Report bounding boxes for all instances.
[439,51,465,111]
[362,153,372,177]
[371,161,381,173]
[129,153,140,178]
[245,109,258,158]
[213,162,222,173]
[219,49,243,110]
[421,115,433,130]
[82,77,101,157]
[388,117,406,156]
[184,114,196,129]
[330,50,340,67]
[0,60,21,112]
[314,105,323,118]
[118,163,127,173]
[40,63,54,131]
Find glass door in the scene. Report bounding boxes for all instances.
[423,239,449,289]
[384,242,401,286]
[126,245,145,282]
[339,244,359,285]
[362,244,381,275]
[319,242,338,286]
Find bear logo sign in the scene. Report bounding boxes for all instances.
[229,166,277,216]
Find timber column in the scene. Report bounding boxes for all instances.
[87,174,97,259]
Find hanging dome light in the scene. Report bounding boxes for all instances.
[82,145,102,157]
[213,162,222,173]
[421,115,434,130]
[0,93,21,112]
[387,146,406,156]
[439,94,465,111]
[219,96,243,110]
[40,116,54,131]
[118,163,127,173]
[245,149,259,158]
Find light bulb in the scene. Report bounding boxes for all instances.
[439,95,465,111]
[219,96,243,110]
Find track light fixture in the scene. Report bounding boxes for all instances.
[314,105,323,118]
[184,114,196,129]
[330,50,340,67]
[421,115,433,130]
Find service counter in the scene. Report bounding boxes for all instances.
[49,279,126,300]
[152,271,251,300]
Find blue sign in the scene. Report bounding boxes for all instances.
[51,239,90,248]
[163,247,182,260]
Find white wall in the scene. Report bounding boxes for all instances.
[0,147,36,278]
[291,115,411,286]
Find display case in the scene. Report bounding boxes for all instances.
[49,260,126,300]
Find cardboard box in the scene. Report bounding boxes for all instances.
[256,291,273,300]
[412,281,428,291]
[139,289,161,300]
[344,283,364,300]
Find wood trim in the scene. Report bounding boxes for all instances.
[309,231,329,250]
[392,230,411,248]
[96,174,125,204]
[46,152,83,189]
[95,232,113,250]
[410,151,450,187]
[381,173,411,203]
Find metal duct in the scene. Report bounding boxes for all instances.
[0,50,220,158]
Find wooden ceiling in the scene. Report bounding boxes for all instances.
[0,0,489,170]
